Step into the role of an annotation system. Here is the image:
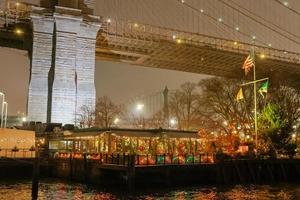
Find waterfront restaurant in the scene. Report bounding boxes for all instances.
[0,128,35,158]
[47,128,213,163]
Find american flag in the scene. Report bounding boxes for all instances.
[242,49,255,75]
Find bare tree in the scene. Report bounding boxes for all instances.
[169,82,200,130]
[76,105,95,128]
[197,78,262,136]
[147,110,168,129]
[95,96,122,128]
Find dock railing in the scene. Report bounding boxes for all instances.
[55,152,215,166]
[0,147,36,158]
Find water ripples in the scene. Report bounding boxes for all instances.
[0,180,299,200]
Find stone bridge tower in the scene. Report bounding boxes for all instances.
[27,0,100,125]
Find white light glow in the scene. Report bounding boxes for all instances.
[136,104,144,111]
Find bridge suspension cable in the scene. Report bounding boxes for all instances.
[218,0,300,46]
[273,0,300,16]
[224,0,300,42]
[175,0,269,47]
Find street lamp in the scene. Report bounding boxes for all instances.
[0,92,4,128]
[114,117,119,125]
[136,103,144,128]
[136,103,144,111]
[3,102,7,128]
[22,117,27,122]
[169,118,177,129]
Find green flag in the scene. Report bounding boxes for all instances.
[258,80,269,97]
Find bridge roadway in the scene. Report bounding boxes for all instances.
[97,18,300,87]
[1,5,300,88]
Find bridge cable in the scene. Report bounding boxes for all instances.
[273,0,300,16]
[225,0,300,41]
[174,0,269,47]
[218,0,300,46]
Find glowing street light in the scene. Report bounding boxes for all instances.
[0,92,4,128]
[114,117,120,124]
[169,118,177,128]
[170,118,176,126]
[136,103,144,111]
[3,102,7,128]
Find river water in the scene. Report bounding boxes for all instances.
[0,179,300,200]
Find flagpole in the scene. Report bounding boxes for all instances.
[253,48,258,152]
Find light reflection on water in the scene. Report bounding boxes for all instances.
[0,179,299,200]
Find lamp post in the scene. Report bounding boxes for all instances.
[0,92,4,128]
[136,103,144,128]
[3,102,7,128]
[169,118,177,129]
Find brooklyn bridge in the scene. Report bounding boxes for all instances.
[1,0,300,125]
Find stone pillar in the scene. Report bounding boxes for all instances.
[27,8,54,122]
[75,18,100,123]
[51,6,82,124]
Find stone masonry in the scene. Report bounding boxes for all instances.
[27,2,100,124]
[27,9,54,122]
[75,20,100,123]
